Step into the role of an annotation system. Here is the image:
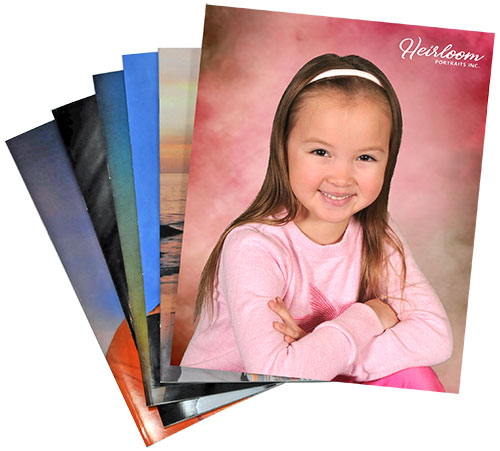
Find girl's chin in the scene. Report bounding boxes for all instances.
[296,200,361,227]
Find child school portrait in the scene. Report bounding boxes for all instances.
[170,6,494,393]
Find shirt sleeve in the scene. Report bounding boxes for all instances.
[345,221,453,382]
[219,226,384,380]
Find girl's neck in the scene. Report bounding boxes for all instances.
[293,210,350,245]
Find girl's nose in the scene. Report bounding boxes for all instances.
[325,161,353,186]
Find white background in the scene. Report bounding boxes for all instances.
[0,1,498,450]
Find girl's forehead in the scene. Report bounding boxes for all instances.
[299,88,387,111]
[288,91,392,148]
[293,90,391,125]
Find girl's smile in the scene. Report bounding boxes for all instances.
[319,190,355,205]
[287,92,392,245]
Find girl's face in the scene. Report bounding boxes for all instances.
[287,91,391,244]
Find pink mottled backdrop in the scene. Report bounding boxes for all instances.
[171,6,494,393]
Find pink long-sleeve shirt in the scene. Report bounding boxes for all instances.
[181,217,453,381]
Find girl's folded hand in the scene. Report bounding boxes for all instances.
[268,297,307,344]
[365,298,399,330]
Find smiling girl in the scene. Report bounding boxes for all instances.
[180,54,453,390]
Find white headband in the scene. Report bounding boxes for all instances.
[307,69,383,87]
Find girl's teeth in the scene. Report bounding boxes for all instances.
[322,191,351,200]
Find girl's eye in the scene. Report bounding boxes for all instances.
[357,154,376,162]
[311,149,329,157]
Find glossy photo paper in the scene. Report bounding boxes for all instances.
[171,6,494,393]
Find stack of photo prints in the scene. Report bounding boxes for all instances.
[5,5,494,447]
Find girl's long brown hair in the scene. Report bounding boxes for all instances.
[194,54,407,320]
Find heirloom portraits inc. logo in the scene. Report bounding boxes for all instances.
[399,36,485,68]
